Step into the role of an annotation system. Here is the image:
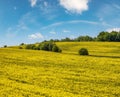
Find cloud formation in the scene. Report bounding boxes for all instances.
[59,0,89,14]
[28,33,44,39]
[44,1,48,7]
[113,4,120,10]
[107,28,120,32]
[29,0,37,7]
[63,30,70,33]
[39,1,59,20]
[49,31,56,34]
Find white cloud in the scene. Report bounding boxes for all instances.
[59,0,89,14]
[63,30,70,33]
[70,35,75,39]
[97,3,120,24]
[49,31,56,34]
[29,0,37,7]
[101,21,113,27]
[44,1,48,7]
[14,6,17,10]
[17,22,28,30]
[107,28,120,32]
[6,27,17,38]
[28,33,44,39]
[113,4,120,10]
[39,1,58,20]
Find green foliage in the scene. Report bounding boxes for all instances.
[110,31,120,41]
[3,45,7,48]
[61,37,72,42]
[39,42,54,51]
[25,44,36,49]
[97,31,110,41]
[52,45,58,52]
[97,31,120,42]
[76,36,93,41]
[44,31,120,42]
[58,49,62,53]
[48,42,55,51]
[20,43,25,46]
[19,46,23,49]
[79,48,89,55]
[52,45,62,52]
[25,42,62,53]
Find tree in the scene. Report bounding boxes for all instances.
[96,31,120,42]
[61,37,71,42]
[97,31,110,41]
[49,39,54,42]
[52,45,62,52]
[38,42,62,52]
[40,43,49,51]
[76,36,93,41]
[4,45,7,48]
[79,48,89,55]
[109,31,118,41]
[20,43,25,46]
[116,32,120,41]
[19,46,23,49]
[25,44,36,49]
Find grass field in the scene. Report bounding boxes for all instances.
[0,42,120,97]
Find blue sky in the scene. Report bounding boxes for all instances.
[0,0,120,46]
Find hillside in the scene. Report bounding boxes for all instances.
[0,42,120,97]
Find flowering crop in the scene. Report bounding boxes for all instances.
[0,42,120,97]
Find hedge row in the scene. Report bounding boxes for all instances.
[25,42,62,53]
[19,42,89,55]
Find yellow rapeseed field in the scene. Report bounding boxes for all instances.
[0,42,120,97]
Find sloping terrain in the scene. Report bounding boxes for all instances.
[0,42,120,97]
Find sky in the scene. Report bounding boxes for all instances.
[0,0,120,46]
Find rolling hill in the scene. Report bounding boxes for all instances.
[0,42,120,97]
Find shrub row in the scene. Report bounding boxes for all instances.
[25,42,62,53]
[20,42,89,55]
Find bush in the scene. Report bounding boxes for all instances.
[52,45,62,53]
[40,42,55,51]
[52,45,59,52]
[40,43,49,51]
[20,43,25,46]
[4,45,7,48]
[25,42,62,53]
[79,48,89,55]
[19,46,23,49]
[58,49,62,53]
[25,44,36,49]
[48,43,55,51]
[32,46,38,50]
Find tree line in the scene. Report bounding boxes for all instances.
[24,42,62,53]
[3,31,120,48]
[20,42,89,55]
[46,31,120,42]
